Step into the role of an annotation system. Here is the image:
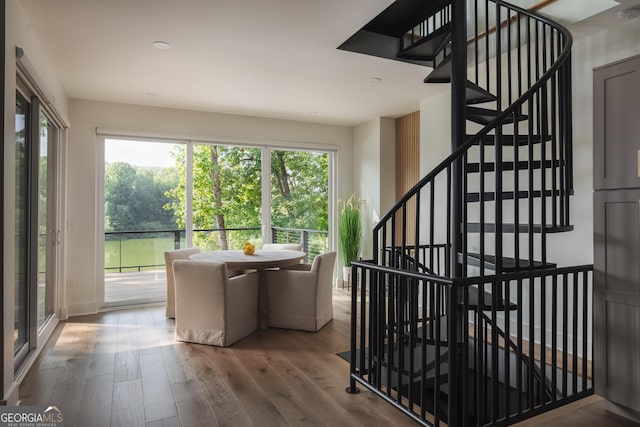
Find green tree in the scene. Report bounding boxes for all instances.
[167,145,262,250]
[166,146,328,252]
[105,162,137,231]
[270,150,328,232]
[105,162,179,232]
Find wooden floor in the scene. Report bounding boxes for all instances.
[20,289,638,427]
[514,394,640,427]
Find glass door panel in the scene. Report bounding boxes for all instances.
[191,144,262,250]
[37,112,56,327]
[103,139,183,306]
[15,91,30,364]
[270,149,329,261]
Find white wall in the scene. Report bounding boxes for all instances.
[3,1,68,404]
[420,89,452,176]
[353,117,396,260]
[419,89,453,246]
[65,99,354,315]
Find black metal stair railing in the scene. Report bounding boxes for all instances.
[349,263,593,426]
[376,0,575,276]
[347,0,594,426]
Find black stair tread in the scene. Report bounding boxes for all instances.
[422,57,496,104]
[464,81,498,105]
[460,252,557,272]
[397,24,451,61]
[466,106,528,126]
[468,133,552,146]
[415,318,450,344]
[466,223,574,233]
[424,53,451,83]
[466,189,563,202]
[467,160,562,173]
[459,288,517,311]
[424,57,497,104]
[380,338,450,386]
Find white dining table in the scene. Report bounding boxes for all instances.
[189,249,306,329]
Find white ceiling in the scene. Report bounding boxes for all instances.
[19,0,636,127]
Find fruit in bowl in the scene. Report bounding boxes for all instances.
[242,242,255,255]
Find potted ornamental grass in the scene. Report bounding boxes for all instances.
[338,194,362,284]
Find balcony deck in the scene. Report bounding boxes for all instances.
[104,270,166,305]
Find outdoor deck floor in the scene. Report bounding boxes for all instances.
[104,270,167,305]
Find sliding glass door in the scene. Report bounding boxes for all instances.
[101,138,334,307]
[15,84,60,371]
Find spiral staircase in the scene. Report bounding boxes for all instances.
[340,1,594,426]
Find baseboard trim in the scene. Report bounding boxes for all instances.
[67,301,98,317]
[606,400,640,423]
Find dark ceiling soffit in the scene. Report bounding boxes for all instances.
[337,0,447,64]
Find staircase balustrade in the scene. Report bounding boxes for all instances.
[346,0,593,425]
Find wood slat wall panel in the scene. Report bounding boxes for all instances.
[395,111,420,246]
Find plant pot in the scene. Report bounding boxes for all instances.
[342,266,351,284]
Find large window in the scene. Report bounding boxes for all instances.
[189,144,263,250]
[101,138,333,307]
[270,149,329,259]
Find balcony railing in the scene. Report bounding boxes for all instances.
[104,227,328,273]
[271,226,329,261]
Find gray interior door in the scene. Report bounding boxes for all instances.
[593,53,640,413]
[594,189,640,410]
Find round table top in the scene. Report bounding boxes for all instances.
[189,249,306,269]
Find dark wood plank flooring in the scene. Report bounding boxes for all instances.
[20,289,638,426]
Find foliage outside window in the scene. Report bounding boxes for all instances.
[104,142,330,265]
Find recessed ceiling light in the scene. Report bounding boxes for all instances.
[369,77,382,83]
[153,41,171,50]
[618,6,640,21]
[309,111,318,116]
[145,92,158,98]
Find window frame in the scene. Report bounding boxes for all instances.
[97,132,336,309]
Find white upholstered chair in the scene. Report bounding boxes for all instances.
[173,260,258,347]
[265,251,336,332]
[164,247,201,318]
[262,243,303,251]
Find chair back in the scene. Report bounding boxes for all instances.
[164,247,201,318]
[263,243,303,252]
[313,251,336,329]
[173,259,258,346]
[173,260,228,343]
[311,251,336,285]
